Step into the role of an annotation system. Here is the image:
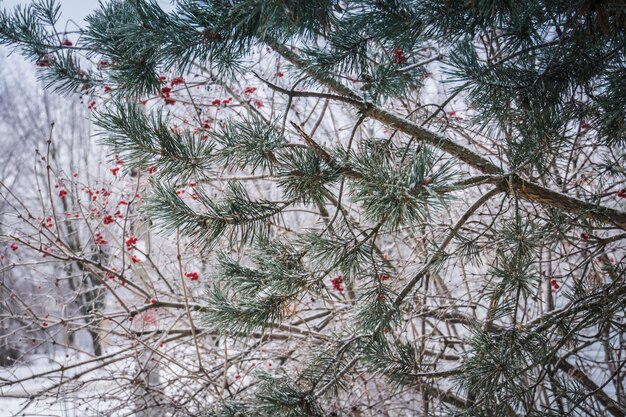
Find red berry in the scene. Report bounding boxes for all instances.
[580,233,589,241]
[125,236,138,250]
[36,54,53,67]
[330,274,344,292]
[184,271,199,281]
[170,76,184,86]
[392,48,407,64]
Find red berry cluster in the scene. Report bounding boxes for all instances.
[36,54,54,68]
[549,278,560,291]
[147,166,157,174]
[103,214,114,225]
[94,231,108,245]
[58,188,68,198]
[580,232,589,241]
[378,272,390,281]
[170,76,184,87]
[10,243,18,251]
[184,271,199,281]
[125,236,138,250]
[130,255,141,264]
[159,85,176,105]
[330,274,344,292]
[392,48,407,64]
[243,86,257,94]
[618,189,626,199]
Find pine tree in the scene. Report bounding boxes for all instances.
[1,1,625,416]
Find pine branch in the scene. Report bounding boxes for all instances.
[267,40,626,230]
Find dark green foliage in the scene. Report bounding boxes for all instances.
[206,401,250,417]
[354,279,398,332]
[363,338,455,388]
[298,344,355,396]
[203,283,290,334]
[203,237,308,333]
[348,140,455,229]
[277,148,340,205]
[300,222,375,280]
[249,370,325,417]
[147,182,283,249]
[83,0,162,95]
[0,0,60,57]
[459,328,549,414]
[211,115,285,173]
[95,101,215,180]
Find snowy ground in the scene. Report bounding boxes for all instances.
[0,355,127,417]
